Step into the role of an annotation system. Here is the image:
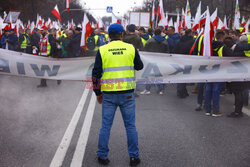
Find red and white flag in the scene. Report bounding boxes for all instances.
[97,18,105,29]
[223,15,228,30]
[203,7,213,57]
[185,0,191,29]
[157,0,165,22]
[181,8,185,28]
[52,5,62,22]
[240,17,246,33]
[151,1,155,25]
[192,1,201,31]
[80,13,93,50]
[66,0,71,12]
[211,8,218,29]
[217,18,224,30]
[234,0,240,29]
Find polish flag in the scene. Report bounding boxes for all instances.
[223,15,228,29]
[211,8,218,29]
[30,21,35,34]
[158,13,168,28]
[181,8,185,28]
[203,7,213,57]
[80,13,93,50]
[192,1,201,31]
[217,18,224,30]
[157,0,165,22]
[241,17,246,33]
[52,5,62,22]
[97,18,105,29]
[66,0,71,12]
[151,1,155,25]
[185,0,192,29]
[234,0,240,30]
[199,11,206,29]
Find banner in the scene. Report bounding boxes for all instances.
[0,49,250,83]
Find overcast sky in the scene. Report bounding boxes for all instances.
[79,0,144,18]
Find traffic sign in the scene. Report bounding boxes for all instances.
[107,6,113,13]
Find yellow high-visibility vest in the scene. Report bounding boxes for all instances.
[100,40,136,92]
[141,35,151,47]
[198,35,204,56]
[244,50,250,57]
[247,34,250,43]
[21,34,31,49]
[213,46,224,57]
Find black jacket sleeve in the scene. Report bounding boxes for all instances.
[134,47,144,71]
[92,50,103,96]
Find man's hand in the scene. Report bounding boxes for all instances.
[97,94,103,104]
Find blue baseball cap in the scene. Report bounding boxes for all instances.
[108,23,124,35]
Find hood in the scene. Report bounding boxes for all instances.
[168,33,181,40]
[152,36,165,43]
[141,34,150,40]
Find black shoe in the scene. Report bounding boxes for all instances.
[37,84,47,88]
[227,112,243,118]
[130,157,140,166]
[97,157,110,165]
[57,80,62,85]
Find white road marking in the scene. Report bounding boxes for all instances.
[242,107,250,117]
[70,92,97,167]
[50,87,90,167]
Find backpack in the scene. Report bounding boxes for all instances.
[97,34,106,46]
[86,35,96,50]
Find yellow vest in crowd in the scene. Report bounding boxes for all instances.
[20,34,31,49]
[100,40,136,92]
[198,35,204,56]
[213,46,224,57]
[247,34,250,43]
[141,35,151,47]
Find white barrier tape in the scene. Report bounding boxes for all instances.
[0,49,250,83]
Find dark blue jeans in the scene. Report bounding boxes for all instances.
[204,82,223,113]
[97,92,139,159]
[197,83,205,105]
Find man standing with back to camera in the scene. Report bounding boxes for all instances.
[92,23,144,166]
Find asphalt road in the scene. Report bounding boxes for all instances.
[0,75,250,167]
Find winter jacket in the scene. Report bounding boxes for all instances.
[123,34,143,50]
[30,32,41,49]
[143,35,169,53]
[212,41,243,57]
[174,35,195,55]
[0,35,7,49]
[7,33,18,51]
[67,33,82,57]
[167,33,182,53]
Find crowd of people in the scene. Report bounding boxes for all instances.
[0,22,250,118]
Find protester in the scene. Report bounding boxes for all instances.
[6,29,18,51]
[123,24,143,50]
[92,23,143,166]
[31,28,41,54]
[0,29,8,49]
[19,28,32,54]
[223,36,250,117]
[166,26,181,53]
[67,27,83,57]
[141,28,169,95]
[138,27,151,47]
[174,29,195,98]
[37,26,51,87]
